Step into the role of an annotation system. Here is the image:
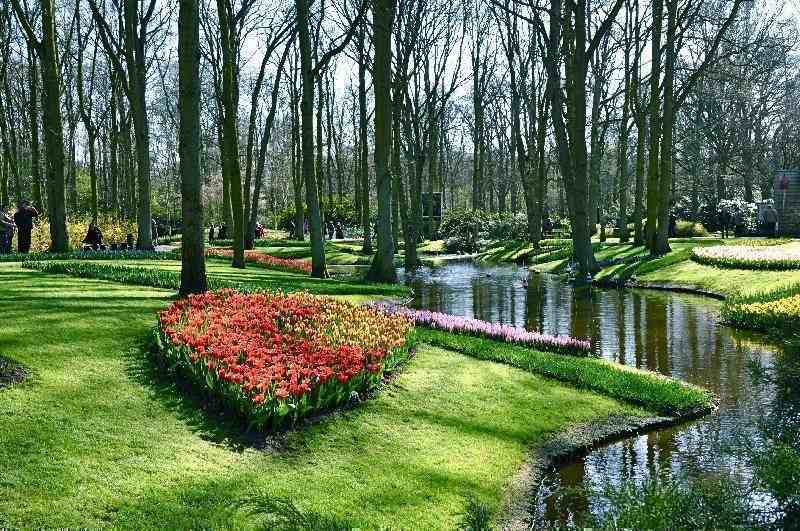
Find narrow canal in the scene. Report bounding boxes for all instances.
[399,262,786,525]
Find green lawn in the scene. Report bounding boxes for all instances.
[91,258,409,303]
[0,263,646,528]
[209,238,449,267]
[584,241,800,298]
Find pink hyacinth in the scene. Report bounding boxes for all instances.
[369,303,591,356]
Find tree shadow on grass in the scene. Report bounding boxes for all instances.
[122,336,388,455]
[122,339,285,454]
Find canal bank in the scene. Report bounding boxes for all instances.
[399,261,789,526]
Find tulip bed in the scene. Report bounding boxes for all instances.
[722,284,800,334]
[371,304,591,356]
[691,243,800,270]
[155,289,412,429]
[206,248,311,274]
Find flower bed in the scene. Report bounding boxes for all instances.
[691,243,800,270]
[207,248,311,274]
[371,304,590,356]
[155,290,412,429]
[723,294,800,334]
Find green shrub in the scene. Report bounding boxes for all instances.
[237,493,356,531]
[673,220,709,238]
[414,329,713,417]
[29,214,138,252]
[455,496,493,531]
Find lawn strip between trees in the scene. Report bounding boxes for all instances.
[414,328,714,418]
[20,259,410,298]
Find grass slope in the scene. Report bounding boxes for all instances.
[0,264,641,528]
[415,329,713,417]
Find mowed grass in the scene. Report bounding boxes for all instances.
[90,258,409,303]
[0,263,642,529]
[533,239,800,300]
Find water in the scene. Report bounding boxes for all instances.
[400,262,785,524]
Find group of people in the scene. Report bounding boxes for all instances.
[208,222,267,243]
[0,201,40,254]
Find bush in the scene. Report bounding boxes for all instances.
[29,214,137,252]
[439,209,488,253]
[481,212,529,241]
[673,220,708,238]
[155,290,412,429]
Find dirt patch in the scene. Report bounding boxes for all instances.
[0,357,28,390]
[500,406,715,530]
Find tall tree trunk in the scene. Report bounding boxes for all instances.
[358,22,372,253]
[367,0,396,282]
[216,0,245,267]
[123,0,153,249]
[178,0,207,295]
[36,0,68,250]
[290,78,305,240]
[645,0,663,253]
[654,0,676,255]
[296,0,327,277]
[109,77,119,212]
[28,45,42,212]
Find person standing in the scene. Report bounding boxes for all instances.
[0,206,15,254]
[763,203,779,237]
[13,201,39,254]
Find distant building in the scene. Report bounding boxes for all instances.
[775,170,800,236]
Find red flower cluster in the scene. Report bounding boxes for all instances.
[206,248,312,274]
[156,289,411,429]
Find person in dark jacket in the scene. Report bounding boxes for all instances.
[82,220,105,251]
[13,201,38,254]
[763,204,779,237]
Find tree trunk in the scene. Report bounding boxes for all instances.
[178,0,207,295]
[366,0,397,283]
[28,45,42,212]
[290,77,305,240]
[296,0,327,277]
[358,22,372,253]
[654,0,676,255]
[109,77,119,212]
[123,0,153,249]
[40,0,68,251]
[216,0,245,267]
[645,0,663,253]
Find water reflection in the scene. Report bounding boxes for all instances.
[401,262,783,524]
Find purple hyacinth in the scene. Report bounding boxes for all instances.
[368,303,591,356]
